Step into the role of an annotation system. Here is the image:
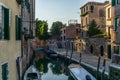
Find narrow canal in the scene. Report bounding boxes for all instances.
[34,53,77,80]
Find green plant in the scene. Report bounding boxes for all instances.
[87,20,103,37]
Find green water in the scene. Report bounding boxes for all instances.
[35,54,76,80]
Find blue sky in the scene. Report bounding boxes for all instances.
[35,0,107,29]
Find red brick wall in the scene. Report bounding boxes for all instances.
[66,24,80,39]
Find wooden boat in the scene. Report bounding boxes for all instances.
[69,64,96,80]
[24,65,41,80]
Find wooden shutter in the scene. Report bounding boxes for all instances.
[114,18,117,31]
[18,17,21,40]
[16,15,18,40]
[112,0,115,6]
[2,63,8,80]
[4,7,10,40]
[16,15,21,40]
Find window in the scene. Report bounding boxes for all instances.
[84,8,85,13]
[116,0,120,5]
[2,62,9,80]
[108,8,111,18]
[90,5,94,12]
[0,5,10,40]
[16,15,21,40]
[64,30,65,34]
[114,18,120,31]
[64,36,66,40]
[76,29,79,35]
[113,46,119,54]
[86,6,88,11]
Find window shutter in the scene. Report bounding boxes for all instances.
[16,15,19,40]
[114,18,117,31]
[16,15,21,40]
[4,8,10,40]
[112,0,115,6]
[18,17,21,40]
[2,63,8,80]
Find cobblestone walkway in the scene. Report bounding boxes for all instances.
[52,48,111,74]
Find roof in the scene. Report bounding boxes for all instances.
[80,1,106,9]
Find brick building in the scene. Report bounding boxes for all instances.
[60,20,80,50]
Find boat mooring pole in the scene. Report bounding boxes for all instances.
[69,41,73,63]
[79,53,82,64]
[101,59,106,80]
[66,40,68,58]
[96,55,101,79]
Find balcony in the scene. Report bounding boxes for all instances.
[81,12,88,17]
[16,0,23,4]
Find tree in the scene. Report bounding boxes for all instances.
[36,19,49,40]
[87,20,102,37]
[50,21,63,37]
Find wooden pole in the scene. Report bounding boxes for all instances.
[101,59,106,80]
[66,40,68,58]
[69,41,73,63]
[79,53,82,64]
[96,55,101,79]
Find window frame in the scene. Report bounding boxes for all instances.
[0,3,10,40]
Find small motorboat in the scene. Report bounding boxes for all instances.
[24,65,41,80]
[69,64,96,80]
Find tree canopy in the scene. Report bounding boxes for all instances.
[36,19,49,40]
[50,21,63,36]
[87,20,102,37]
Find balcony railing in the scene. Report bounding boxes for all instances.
[81,12,88,17]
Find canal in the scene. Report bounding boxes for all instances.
[34,53,77,80]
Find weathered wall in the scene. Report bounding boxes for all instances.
[85,38,107,57]
[0,0,21,80]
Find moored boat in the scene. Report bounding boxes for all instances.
[69,64,96,80]
[24,65,41,80]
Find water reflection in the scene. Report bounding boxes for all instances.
[35,53,75,80]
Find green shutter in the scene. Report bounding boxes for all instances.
[18,17,21,40]
[2,63,8,80]
[112,0,115,6]
[16,15,18,40]
[16,15,21,40]
[114,46,119,54]
[114,18,117,31]
[4,7,10,40]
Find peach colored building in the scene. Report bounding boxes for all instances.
[80,1,110,57]
[0,0,21,80]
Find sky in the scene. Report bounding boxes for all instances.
[35,0,107,29]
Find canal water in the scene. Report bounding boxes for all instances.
[34,53,77,80]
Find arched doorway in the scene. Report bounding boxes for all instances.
[90,45,93,54]
[100,46,104,56]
